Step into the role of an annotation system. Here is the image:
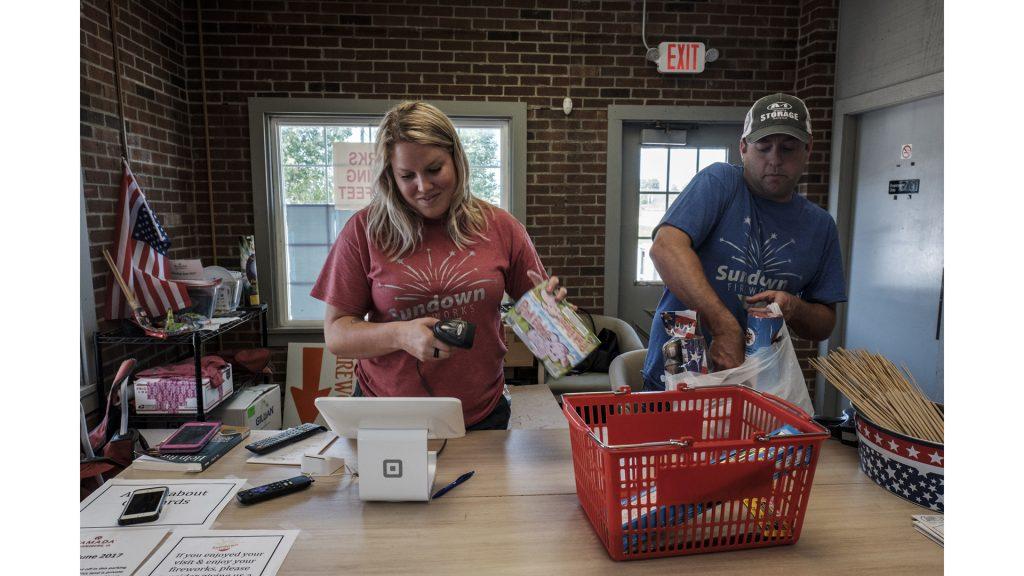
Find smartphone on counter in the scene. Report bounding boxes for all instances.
[117,486,169,526]
[159,421,221,454]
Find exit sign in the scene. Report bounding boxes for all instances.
[657,42,706,74]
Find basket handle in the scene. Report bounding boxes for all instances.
[745,387,814,421]
[668,383,816,422]
[585,431,695,451]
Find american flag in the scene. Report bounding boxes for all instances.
[105,161,191,320]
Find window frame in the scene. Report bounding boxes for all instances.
[634,144,729,285]
[249,98,527,339]
[81,170,99,412]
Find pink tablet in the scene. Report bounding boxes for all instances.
[160,421,221,453]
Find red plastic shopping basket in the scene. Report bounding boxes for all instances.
[561,385,830,561]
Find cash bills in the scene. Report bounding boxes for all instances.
[912,514,944,547]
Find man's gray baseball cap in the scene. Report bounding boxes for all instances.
[741,93,812,143]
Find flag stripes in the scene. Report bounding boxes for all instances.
[106,161,190,320]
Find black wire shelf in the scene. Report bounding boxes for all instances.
[94,304,270,423]
[96,304,268,346]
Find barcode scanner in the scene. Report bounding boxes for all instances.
[432,319,476,349]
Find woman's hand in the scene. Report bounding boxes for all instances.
[401,317,452,362]
[527,270,572,307]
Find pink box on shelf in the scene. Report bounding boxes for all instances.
[134,364,234,414]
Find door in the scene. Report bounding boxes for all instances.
[618,122,741,342]
[844,95,944,402]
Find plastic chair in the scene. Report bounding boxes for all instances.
[609,349,647,391]
[544,315,644,395]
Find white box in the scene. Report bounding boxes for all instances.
[209,383,282,430]
[134,364,234,414]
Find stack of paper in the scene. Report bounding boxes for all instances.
[81,479,299,575]
[912,514,944,547]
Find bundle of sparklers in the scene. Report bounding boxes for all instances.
[810,349,943,444]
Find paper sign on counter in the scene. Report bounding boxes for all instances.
[134,529,299,576]
[80,528,168,576]
[80,479,245,530]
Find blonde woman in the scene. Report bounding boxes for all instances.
[311,101,564,430]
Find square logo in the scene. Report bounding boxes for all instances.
[383,459,403,478]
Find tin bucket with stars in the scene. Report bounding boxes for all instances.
[854,406,944,512]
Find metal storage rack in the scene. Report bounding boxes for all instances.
[93,304,268,424]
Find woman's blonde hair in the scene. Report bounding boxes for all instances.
[366,101,490,259]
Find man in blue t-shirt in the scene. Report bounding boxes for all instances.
[642,93,847,391]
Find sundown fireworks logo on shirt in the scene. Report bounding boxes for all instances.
[504,282,599,378]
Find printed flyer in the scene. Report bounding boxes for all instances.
[80,529,168,576]
[134,530,299,576]
[80,479,245,530]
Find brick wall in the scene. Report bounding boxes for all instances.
[81,0,203,389]
[793,0,839,392]
[177,0,829,311]
[81,0,839,393]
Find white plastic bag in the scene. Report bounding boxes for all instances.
[665,322,814,417]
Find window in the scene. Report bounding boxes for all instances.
[250,99,526,333]
[636,146,728,282]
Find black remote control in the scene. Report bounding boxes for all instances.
[432,319,475,348]
[236,476,314,505]
[244,423,327,455]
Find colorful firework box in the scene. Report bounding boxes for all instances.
[503,283,599,378]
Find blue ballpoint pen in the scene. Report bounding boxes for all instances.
[431,471,475,500]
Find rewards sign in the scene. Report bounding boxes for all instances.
[284,343,356,426]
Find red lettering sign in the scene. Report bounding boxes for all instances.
[657,42,706,74]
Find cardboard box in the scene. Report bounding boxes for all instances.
[134,364,234,414]
[504,324,535,369]
[209,383,282,430]
[502,325,534,367]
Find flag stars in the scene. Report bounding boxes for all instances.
[928,452,943,465]
[906,446,920,459]
[743,217,751,225]
[887,439,900,451]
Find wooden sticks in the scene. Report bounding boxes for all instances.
[810,349,943,444]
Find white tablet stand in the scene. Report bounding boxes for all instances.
[315,396,466,501]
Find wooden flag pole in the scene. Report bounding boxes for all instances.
[102,247,153,329]
[197,0,218,265]
[107,0,130,164]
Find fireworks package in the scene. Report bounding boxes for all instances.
[660,310,709,381]
[239,235,260,306]
[503,282,599,379]
[745,303,784,356]
[664,302,814,416]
